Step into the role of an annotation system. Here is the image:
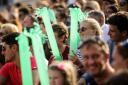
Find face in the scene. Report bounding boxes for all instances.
[80,44,108,76]
[54,32,65,46]
[49,69,64,85]
[112,46,127,70]
[23,16,33,28]
[2,43,15,62]
[19,12,26,22]
[108,25,123,42]
[79,22,96,40]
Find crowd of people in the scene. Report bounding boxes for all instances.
[0,0,128,85]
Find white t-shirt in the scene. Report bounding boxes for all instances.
[101,24,110,43]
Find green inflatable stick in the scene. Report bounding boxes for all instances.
[77,8,88,22]
[25,22,49,85]
[69,8,79,56]
[16,28,33,85]
[29,29,49,85]
[48,8,57,24]
[69,7,87,57]
[35,7,62,60]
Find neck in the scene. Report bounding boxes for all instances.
[94,63,115,85]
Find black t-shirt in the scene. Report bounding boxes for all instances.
[82,73,98,85]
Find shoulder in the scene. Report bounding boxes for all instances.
[0,62,15,79]
[0,62,15,70]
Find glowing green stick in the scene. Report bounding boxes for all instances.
[69,8,79,56]
[48,8,57,24]
[16,29,33,85]
[35,7,62,60]
[77,8,88,22]
[26,22,49,85]
[69,7,87,56]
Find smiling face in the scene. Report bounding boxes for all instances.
[2,42,15,62]
[80,44,108,76]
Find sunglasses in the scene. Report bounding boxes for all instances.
[78,27,87,33]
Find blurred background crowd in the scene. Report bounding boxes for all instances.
[0,0,128,85]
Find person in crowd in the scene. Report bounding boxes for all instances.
[101,0,119,18]
[105,70,128,85]
[78,38,115,85]
[0,23,19,68]
[78,18,102,42]
[52,3,68,25]
[118,0,128,11]
[106,11,128,62]
[106,5,119,19]
[18,6,32,28]
[77,18,102,62]
[22,14,36,29]
[107,11,128,44]
[88,10,105,27]
[87,10,114,63]
[0,32,38,85]
[0,33,22,85]
[48,23,69,64]
[112,40,128,71]
[75,18,103,78]
[88,10,110,43]
[48,61,77,85]
[0,23,18,36]
[83,0,101,12]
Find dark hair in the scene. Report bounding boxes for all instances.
[103,0,117,4]
[107,5,119,13]
[19,6,30,15]
[107,12,128,35]
[52,24,67,37]
[105,70,128,85]
[2,32,19,46]
[52,23,68,43]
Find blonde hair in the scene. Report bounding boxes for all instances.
[84,1,101,11]
[80,18,102,36]
[49,61,77,85]
[0,23,18,34]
